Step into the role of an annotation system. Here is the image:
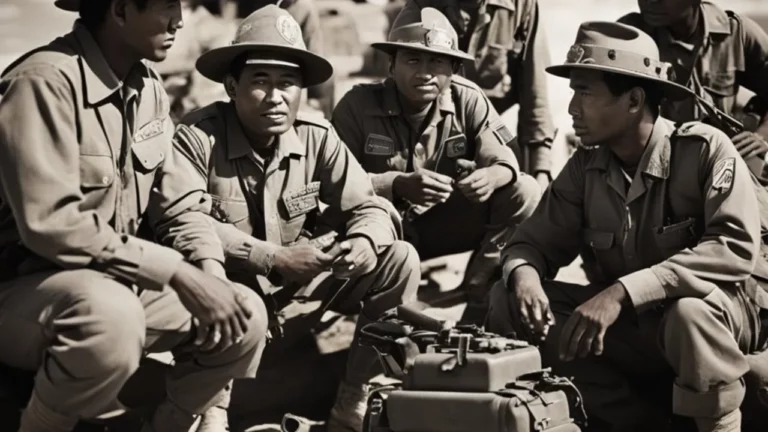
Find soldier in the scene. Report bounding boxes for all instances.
[391,0,556,189]
[619,0,768,182]
[155,0,235,123]
[173,6,420,432]
[0,1,268,431]
[332,8,541,321]
[487,21,767,432]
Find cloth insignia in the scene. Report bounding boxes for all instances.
[712,157,735,194]
[365,134,395,156]
[494,124,515,146]
[444,134,467,158]
[283,181,320,218]
[566,44,585,64]
[425,26,453,50]
[134,118,165,142]
[276,15,301,46]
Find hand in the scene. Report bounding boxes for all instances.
[510,266,554,343]
[331,237,377,279]
[535,172,551,191]
[273,244,337,284]
[558,283,626,362]
[733,131,768,161]
[393,169,454,206]
[170,262,253,353]
[456,167,496,203]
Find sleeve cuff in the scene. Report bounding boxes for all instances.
[136,239,185,291]
[492,161,519,186]
[246,241,281,276]
[502,245,548,288]
[370,172,406,202]
[618,268,667,309]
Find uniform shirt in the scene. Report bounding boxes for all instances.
[332,76,519,202]
[502,118,761,309]
[0,22,223,291]
[619,2,768,123]
[173,101,398,288]
[395,0,555,175]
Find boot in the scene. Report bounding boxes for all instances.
[326,381,371,432]
[140,399,198,432]
[459,232,506,324]
[196,383,231,432]
[693,409,741,432]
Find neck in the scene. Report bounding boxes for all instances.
[668,6,701,42]
[397,91,432,115]
[91,24,139,79]
[610,114,656,168]
[244,126,277,154]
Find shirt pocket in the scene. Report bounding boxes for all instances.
[211,195,252,233]
[132,136,168,210]
[653,217,698,257]
[79,154,115,211]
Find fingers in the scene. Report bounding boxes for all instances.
[421,173,454,195]
[421,169,454,186]
[201,322,222,352]
[558,314,580,361]
[731,131,752,145]
[592,327,607,357]
[193,318,208,347]
[233,284,253,319]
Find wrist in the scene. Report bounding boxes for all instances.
[606,282,630,307]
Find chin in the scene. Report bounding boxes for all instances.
[264,124,292,135]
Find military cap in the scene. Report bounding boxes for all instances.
[196,5,333,87]
[372,7,473,62]
[547,21,694,100]
[54,0,78,11]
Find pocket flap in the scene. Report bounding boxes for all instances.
[80,155,114,189]
[583,229,614,250]
[132,139,166,171]
[654,217,698,250]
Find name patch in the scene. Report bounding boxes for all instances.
[365,134,395,156]
[283,181,321,218]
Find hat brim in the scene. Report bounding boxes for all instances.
[546,63,694,101]
[371,42,475,62]
[55,0,79,12]
[196,43,334,87]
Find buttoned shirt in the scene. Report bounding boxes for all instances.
[503,118,761,309]
[332,76,519,202]
[0,22,223,290]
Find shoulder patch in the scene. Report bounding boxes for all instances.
[712,157,735,194]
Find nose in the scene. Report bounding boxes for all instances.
[567,93,580,119]
[265,86,282,105]
[415,61,433,80]
[170,2,184,31]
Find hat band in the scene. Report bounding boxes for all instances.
[389,25,455,51]
[565,44,675,81]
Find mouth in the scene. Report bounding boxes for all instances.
[414,83,437,92]
[162,38,175,48]
[262,112,287,121]
[572,124,588,135]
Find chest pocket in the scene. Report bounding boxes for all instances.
[653,217,699,258]
[583,228,615,280]
[132,134,167,211]
[280,181,321,243]
[80,154,115,212]
[211,195,253,234]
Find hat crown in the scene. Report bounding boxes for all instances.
[387,7,460,53]
[231,5,307,50]
[574,21,660,61]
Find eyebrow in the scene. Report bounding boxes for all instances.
[570,82,589,90]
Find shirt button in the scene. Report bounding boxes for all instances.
[102,176,110,184]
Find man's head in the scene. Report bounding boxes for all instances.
[374,7,473,107]
[637,0,701,28]
[61,0,183,62]
[568,69,664,146]
[224,52,303,138]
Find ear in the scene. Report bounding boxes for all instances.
[224,75,238,99]
[111,0,128,27]
[628,87,645,114]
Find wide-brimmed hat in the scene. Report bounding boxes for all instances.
[196,5,333,87]
[372,7,474,62]
[54,0,78,11]
[547,21,693,100]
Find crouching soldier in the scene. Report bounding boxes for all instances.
[332,8,541,320]
[488,22,768,432]
[172,6,420,431]
[0,0,268,431]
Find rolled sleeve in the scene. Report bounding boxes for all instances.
[136,238,185,291]
[502,244,548,287]
[618,268,667,309]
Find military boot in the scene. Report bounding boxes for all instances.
[693,409,741,432]
[326,381,371,432]
[196,383,231,432]
[459,229,509,324]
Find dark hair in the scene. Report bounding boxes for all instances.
[80,0,151,29]
[602,71,664,117]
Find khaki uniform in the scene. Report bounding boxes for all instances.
[173,101,420,384]
[619,1,768,180]
[332,77,540,300]
[489,119,766,428]
[394,0,555,177]
[155,5,234,123]
[0,23,267,420]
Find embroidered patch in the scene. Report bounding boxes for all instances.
[712,157,735,194]
[494,124,514,145]
[566,44,585,64]
[444,134,467,158]
[276,15,301,46]
[134,118,165,142]
[364,134,395,156]
[425,26,453,50]
[282,181,320,218]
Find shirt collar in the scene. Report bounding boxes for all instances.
[373,78,455,117]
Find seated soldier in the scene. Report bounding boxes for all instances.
[488,21,767,432]
[172,6,420,432]
[331,8,541,321]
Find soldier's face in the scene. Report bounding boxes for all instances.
[568,69,632,146]
[230,64,303,138]
[638,0,699,27]
[392,49,453,108]
[121,0,184,62]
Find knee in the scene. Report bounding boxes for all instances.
[386,240,420,276]
[60,276,145,375]
[664,297,710,329]
[487,280,516,335]
[494,174,542,220]
[234,286,269,354]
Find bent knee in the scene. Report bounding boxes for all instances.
[494,174,542,219]
[385,240,419,272]
[236,285,269,350]
[665,297,712,325]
